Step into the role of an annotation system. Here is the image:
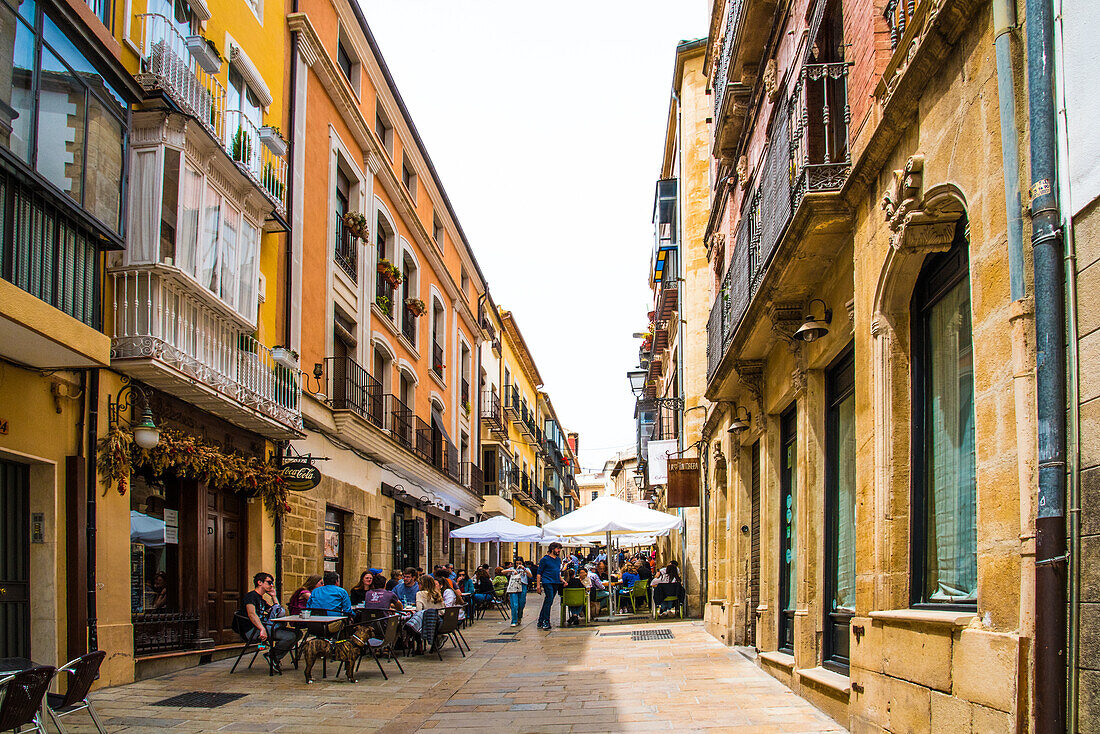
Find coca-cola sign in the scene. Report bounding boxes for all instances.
[281,462,321,491]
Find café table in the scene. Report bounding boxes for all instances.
[275,614,347,676]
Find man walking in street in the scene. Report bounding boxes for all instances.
[535,542,564,630]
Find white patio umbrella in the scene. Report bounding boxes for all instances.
[449,515,547,563]
[542,496,682,620]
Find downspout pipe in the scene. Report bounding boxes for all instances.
[86,368,100,652]
[994,0,1025,301]
[1025,0,1067,728]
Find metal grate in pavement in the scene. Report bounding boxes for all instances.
[484,638,519,643]
[597,631,632,637]
[631,628,674,641]
[152,692,247,708]
[499,630,519,635]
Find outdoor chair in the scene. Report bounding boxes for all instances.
[652,585,684,619]
[355,614,405,677]
[428,606,465,661]
[623,579,650,614]
[559,587,590,627]
[45,651,107,734]
[229,611,275,676]
[0,665,56,734]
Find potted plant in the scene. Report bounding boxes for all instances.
[462,400,471,416]
[341,211,368,239]
[259,125,287,157]
[262,161,285,202]
[404,297,427,317]
[375,294,391,317]
[272,345,298,369]
[185,35,222,74]
[376,258,403,287]
[232,126,253,164]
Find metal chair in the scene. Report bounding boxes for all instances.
[623,579,650,614]
[559,586,590,627]
[229,612,268,674]
[0,666,55,734]
[652,584,684,619]
[429,606,465,660]
[356,614,405,676]
[45,651,107,734]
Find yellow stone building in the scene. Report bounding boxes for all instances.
[699,0,1037,728]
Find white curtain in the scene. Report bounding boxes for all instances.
[176,165,202,277]
[198,183,221,294]
[219,207,239,309]
[926,278,977,601]
[127,149,160,264]
[238,220,258,320]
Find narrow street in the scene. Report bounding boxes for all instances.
[66,615,843,733]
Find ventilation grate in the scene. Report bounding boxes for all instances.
[631,629,674,641]
[152,692,247,708]
[484,638,519,643]
[499,630,519,635]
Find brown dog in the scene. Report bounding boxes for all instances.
[301,623,373,683]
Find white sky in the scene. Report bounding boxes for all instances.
[360,0,708,473]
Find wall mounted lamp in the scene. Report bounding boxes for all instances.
[794,299,832,343]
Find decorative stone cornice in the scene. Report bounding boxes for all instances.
[733,359,765,411]
[881,154,965,254]
[763,58,779,102]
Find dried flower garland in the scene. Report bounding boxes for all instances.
[97,427,289,518]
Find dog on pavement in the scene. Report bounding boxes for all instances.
[301,623,373,683]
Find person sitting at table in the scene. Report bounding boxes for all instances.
[473,567,496,609]
[618,563,640,613]
[392,567,420,606]
[579,567,609,617]
[361,582,404,612]
[596,560,608,580]
[306,571,353,614]
[563,568,585,626]
[385,570,401,591]
[403,575,445,651]
[370,571,388,591]
[238,572,298,672]
[635,556,652,582]
[492,566,509,598]
[435,571,466,621]
[456,569,474,595]
[653,560,683,616]
[349,570,374,606]
[287,574,323,615]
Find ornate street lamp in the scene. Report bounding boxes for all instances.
[794,298,832,343]
[107,378,161,449]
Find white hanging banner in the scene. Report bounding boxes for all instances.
[647,439,678,485]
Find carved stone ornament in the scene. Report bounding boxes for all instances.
[713,441,728,492]
[881,154,964,254]
[733,359,765,413]
[737,155,749,189]
[877,0,948,108]
[790,367,807,396]
[763,58,779,102]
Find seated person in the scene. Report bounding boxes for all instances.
[436,572,466,621]
[492,566,509,598]
[361,584,404,612]
[349,570,374,606]
[473,568,496,607]
[385,570,401,590]
[635,557,652,581]
[287,574,322,615]
[306,571,353,614]
[653,560,683,615]
[237,572,297,672]
[563,569,585,626]
[580,567,609,616]
[391,568,420,606]
[405,576,446,649]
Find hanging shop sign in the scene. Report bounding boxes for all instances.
[281,461,322,491]
[667,457,700,508]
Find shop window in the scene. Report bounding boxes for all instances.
[911,220,977,607]
[825,346,856,672]
[324,507,345,581]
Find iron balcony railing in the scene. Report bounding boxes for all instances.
[112,268,302,428]
[133,611,200,656]
[460,462,483,495]
[401,302,416,343]
[1,168,101,329]
[432,341,444,378]
[884,0,918,49]
[335,217,357,282]
[326,356,383,428]
[134,14,287,214]
[376,273,395,321]
[389,394,414,450]
[461,378,469,407]
[503,385,521,418]
[706,61,850,381]
[713,0,744,120]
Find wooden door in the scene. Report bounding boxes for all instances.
[204,488,244,644]
[0,460,30,657]
[748,441,760,647]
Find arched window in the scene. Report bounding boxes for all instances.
[401,252,418,345]
[911,218,976,607]
[375,211,395,321]
[430,298,445,378]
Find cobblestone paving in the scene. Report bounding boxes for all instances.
[70,614,845,733]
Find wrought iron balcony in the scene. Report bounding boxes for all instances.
[432,341,444,378]
[460,462,483,496]
[503,385,522,419]
[335,219,357,282]
[706,61,850,382]
[401,302,417,343]
[376,276,395,321]
[656,278,679,321]
[481,390,507,439]
[111,268,302,438]
[325,356,383,428]
[885,0,918,50]
[133,14,287,215]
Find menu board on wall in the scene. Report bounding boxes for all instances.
[164,508,179,544]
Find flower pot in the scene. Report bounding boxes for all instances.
[185,36,221,74]
[259,127,287,157]
[272,347,298,370]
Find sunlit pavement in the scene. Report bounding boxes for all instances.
[69,610,845,733]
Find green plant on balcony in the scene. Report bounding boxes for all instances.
[376,258,403,287]
[463,400,471,416]
[232,126,253,164]
[405,297,427,317]
[342,211,369,239]
[262,162,285,201]
[375,294,391,316]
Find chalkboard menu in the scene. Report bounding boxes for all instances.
[130,543,145,613]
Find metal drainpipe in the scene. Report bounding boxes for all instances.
[274,442,284,600]
[1025,0,1067,728]
[994,0,1026,300]
[1052,0,1082,724]
[85,368,100,652]
[283,29,298,346]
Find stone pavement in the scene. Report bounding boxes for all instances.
[70,613,845,733]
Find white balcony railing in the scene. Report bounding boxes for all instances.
[111,267,302,432]
[225,110,288,212]
[136,14,226,141]
[135,14,286,213]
